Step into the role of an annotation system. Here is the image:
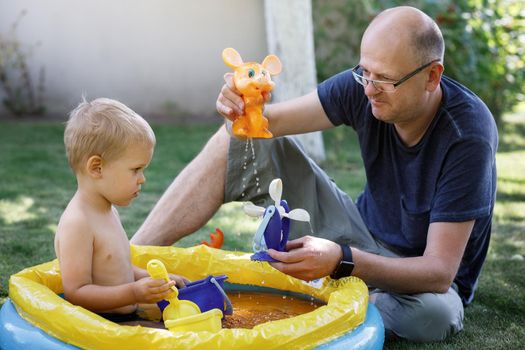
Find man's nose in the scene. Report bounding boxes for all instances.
[364,81,380,97]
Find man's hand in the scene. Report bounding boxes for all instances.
[216,73,271,121]
[268,236,342,281]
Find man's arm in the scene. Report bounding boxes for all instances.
[269,220,474,294]
[352,220,474,293]
[265,91,334,137]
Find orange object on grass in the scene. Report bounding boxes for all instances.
[201,228,224,249]
[222,48,282,139]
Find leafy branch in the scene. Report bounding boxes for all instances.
[0,10,45,117]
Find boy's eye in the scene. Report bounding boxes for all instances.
[248,69,255,78]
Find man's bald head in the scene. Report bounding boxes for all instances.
[363,6,444,66]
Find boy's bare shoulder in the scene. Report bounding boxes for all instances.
[56,199,94,239]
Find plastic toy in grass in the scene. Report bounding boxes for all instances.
[243,178,311,262]
[200,228,224,248]
[222,47,282,139]
[146,259,223,332]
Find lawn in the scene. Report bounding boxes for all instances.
[0,107,524,349]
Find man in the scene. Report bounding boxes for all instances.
[132,6,498,342]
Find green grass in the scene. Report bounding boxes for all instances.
[0,108,524,349]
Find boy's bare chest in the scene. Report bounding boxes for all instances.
[91,217,133,283]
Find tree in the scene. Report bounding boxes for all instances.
[264,0,326,162]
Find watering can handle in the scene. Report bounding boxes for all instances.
[210,277,233,315]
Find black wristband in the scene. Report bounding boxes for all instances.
[330,244,355,279]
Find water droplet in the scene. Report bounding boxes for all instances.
[243,166,247,170]
[241,192,245,197]
[257,188,261,193]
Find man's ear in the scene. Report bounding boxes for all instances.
[86,155,103,178]
[426,63,444,92]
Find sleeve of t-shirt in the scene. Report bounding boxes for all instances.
[317,69,369,130]
[430,138,496,222]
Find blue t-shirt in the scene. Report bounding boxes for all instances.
[317,71,498,305]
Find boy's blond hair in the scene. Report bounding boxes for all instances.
[64,98,156,173]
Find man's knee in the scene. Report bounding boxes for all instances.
[373,289,464,342]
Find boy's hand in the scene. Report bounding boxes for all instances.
[169,273,190,288]
[132,277,176,303]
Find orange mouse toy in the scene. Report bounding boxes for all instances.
[222,48,282,139]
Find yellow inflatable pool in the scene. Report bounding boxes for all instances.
[3,244,381,349]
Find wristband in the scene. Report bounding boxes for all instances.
[330,244,355,279]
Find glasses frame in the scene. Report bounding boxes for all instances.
[351,59,441,92]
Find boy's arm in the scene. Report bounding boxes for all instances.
[57,218,174,312]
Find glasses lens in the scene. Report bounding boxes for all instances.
[352,70,367,87]
[374,82,395,92]
[352,67,396,93]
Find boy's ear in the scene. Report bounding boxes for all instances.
[86,155,103,178]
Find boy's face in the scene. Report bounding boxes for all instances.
[100,142,154,206]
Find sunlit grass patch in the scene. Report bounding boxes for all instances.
[0,196,38,224]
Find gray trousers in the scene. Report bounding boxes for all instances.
[224,135,464,342]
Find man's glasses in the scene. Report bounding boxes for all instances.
[351,59,440,93]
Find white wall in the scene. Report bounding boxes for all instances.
[0,0,267,120]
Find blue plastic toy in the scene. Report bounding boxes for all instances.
[243,179,310,262]
[158,275,233,317]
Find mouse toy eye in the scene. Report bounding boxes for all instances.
[248,69,255,78]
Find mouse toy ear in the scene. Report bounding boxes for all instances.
[262,54,282,75]
[222,48,244,69]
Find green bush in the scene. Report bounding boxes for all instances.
[312,0,525,125]
[0,10,45,118]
